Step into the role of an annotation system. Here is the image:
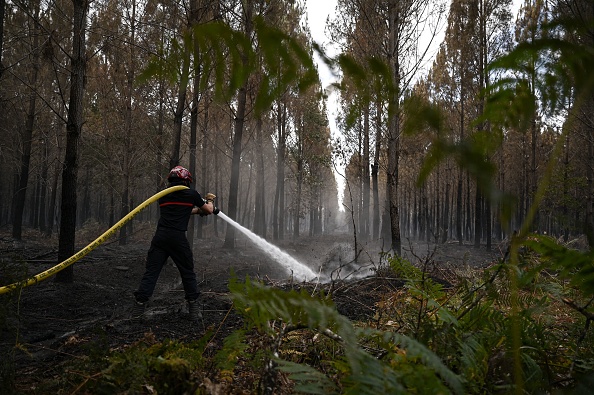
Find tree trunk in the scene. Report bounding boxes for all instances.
[0,0,5,78]
[273,100,287,240]
[294,157,303,238]
[224,84,247,248]
[119,0,136,246]
[254,117,266,237]
[224,0,253,248]
[474,187,482,248]
[443,167,451,243]
[387,0,401,255]
[12,0,40,240]
[198,95,210,238]
[361,104,370,241]
[46,143,60,237]
[39,132,49,233]
[372,98,381,240]
[56,0,87,283]
[188,77,198,248]
[169,41,191,169]
[586,111,594,248]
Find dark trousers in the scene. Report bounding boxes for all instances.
[134,227,199,303]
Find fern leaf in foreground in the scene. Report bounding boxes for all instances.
[228,276,463,394]
[274,359,339,394]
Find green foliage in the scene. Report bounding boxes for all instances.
[524,234,594,295]
[137,17,318,116]
[381,250,594,393]
[12,247,594,394]
[274,359,339,394]
[78,336,210,394]
[214,329,249,373]
[401,93,517,224]
[490,16,594,119]
[228,275,464,394]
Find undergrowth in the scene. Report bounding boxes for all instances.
[3,235,594,394]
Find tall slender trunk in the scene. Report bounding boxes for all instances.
[46,134,61,237]
[12,1,40,240]
[197,94,209,240]
[155,76,165,220]
[254,117,266,237]
[169,3,191,170]
[119,0,136,246]
[387,0,401,255]
[224,84,247,248]
[474,0,485,249]
[457,74,465,245]
[39,131,48,233]
[586,109,594,247]
[0,0,5,79]
[443,166,451,243]
[56,0,88,283]
[273,100,287,240]
[188,73,199,248]
[361,104,370,240]
[293,157,303,238]
[224,1,252,248]
[372,98,381,239]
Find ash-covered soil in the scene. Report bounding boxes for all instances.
[0,223,504,391]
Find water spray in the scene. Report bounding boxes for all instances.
[216,212,320,282]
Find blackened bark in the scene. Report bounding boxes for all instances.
[254,117,266,237]
[12,1,40,240]
[56,0,87,283]
[223,85,247,248]
[372,99,381,240]
[361,104,370,240]
[387,1,401,255]
[0,0,5,78]
[273,100,287,240]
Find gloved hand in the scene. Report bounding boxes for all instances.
[204,193,216,203]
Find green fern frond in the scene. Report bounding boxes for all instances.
[215,330,248,373]
[525,235,594,295]
[457,334,489,385]
[360,328,465,394]
[275,359,339,394]
[138,18,317,116]
[229,276,464,394]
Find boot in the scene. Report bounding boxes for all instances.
[188,299,202,322]
[131,300,145,320]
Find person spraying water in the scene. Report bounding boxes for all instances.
[0,165,319,308]
[132,166,216,322]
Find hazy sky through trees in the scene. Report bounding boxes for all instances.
[305,0,523,211]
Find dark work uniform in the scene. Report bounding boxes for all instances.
[134,183,205,303]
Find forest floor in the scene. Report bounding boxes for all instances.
[0,222,505,393]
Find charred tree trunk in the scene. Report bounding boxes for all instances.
[387,0,402,255]
[224,83,247,248]
[273,100,287,240]
[372,98,382,240]
[361,104,370,240]
[12,1,40,240]
[254,117,266,237]
[56,0,88,283]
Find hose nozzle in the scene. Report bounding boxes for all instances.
[203,192,219,215]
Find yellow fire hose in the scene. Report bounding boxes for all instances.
[0,185,189,295]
